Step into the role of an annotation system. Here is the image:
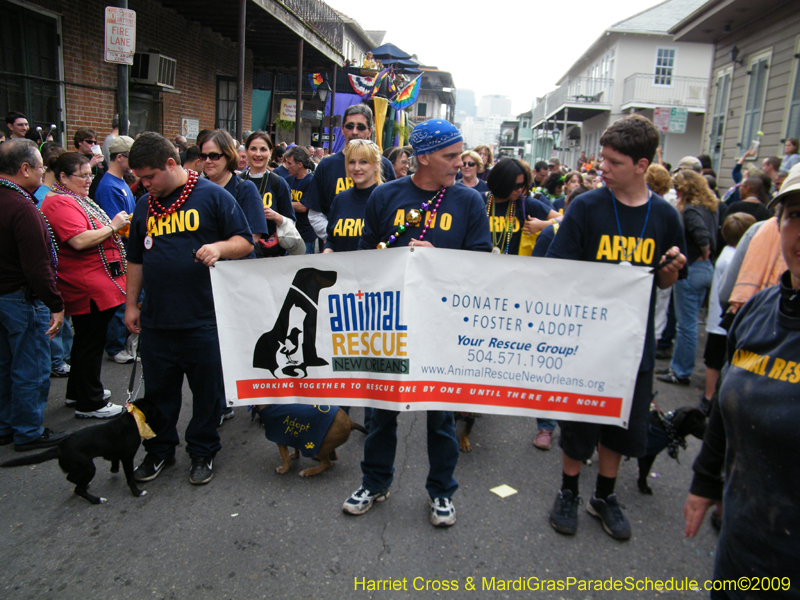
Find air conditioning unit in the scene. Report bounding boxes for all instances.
[131,53,177,88]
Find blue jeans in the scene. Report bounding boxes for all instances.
[0,291,51,444]
[361,409,459,499]
[305,241,316,256]
[140,325,223,459]
[537,418,556,431]
[50,314,72,369]
[105,305,128,356]
[670,260,714,379]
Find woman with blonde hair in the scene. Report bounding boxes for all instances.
[657,170,719,386]
[324,140,383,253]
[458,150,488,194]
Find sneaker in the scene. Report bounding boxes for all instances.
[587,494,631,540]
[75,402,124,419]
[14,428,68,452]
[656,371,690,386]
[550,489,581,535]
[134,453,176,482]
[218,407,235,427]
[655,346,673,360]
[189,456,214,485]
[50,364,70,378]
[654,366,671,375]
[342,486,389,515]
[533,429,553,450]
[429,497,457,527]
[699,394,712,416]
[65,389,111,407]
[110,350,135,364]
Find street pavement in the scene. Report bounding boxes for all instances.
[0,339,719,599]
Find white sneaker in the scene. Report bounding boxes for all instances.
[111,350,135,364]
[65,389,110,407]
[429,497,457,527]
[75,402,124,419]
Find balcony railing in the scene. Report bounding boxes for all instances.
[531,76,614,123]
[280,0,343,50]
[622,74,707,109]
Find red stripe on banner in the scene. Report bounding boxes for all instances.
[235,378,622,418]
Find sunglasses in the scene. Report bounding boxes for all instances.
[514,182,527,190]
[462,161,477,168]
[83,140,97,145]
[343,122,369,131]
[200,152,225,161]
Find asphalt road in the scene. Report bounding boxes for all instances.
[0,343,719,600]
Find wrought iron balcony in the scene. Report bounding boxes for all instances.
[621,73,708,110]
[280,0,343,50]
[531,77,614,124]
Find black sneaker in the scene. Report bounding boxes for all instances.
[14,428,68,452]
[587,494,631,540]
[189,456,214,485]
[550,489,581,535]
[133,453,175,482]
[656,371,690,386]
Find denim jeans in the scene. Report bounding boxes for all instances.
[0,290,51,444]
[537,418,556,431]
[49,314,72,369]
[140,325,223,459]
[361,409,459,499]
[105,304,128,356]
[670,259,714,379]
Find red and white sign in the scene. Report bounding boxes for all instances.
[104,7,136,65]
[211,248,652,427]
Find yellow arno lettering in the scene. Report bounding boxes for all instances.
[171,210,184,232]
[612,236,625,261]
[354,219,363,237]
[343,219,354,238]
[333,220,344,237]
[290,189,303,202]
[159,216,172,235]
[595,235,655,264]
[439,213,452,231]
[334,177,353,195]
[185,209,199,231]
[262,192,273,208]
[393,210,406,226]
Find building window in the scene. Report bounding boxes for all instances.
[0,0,61,134]
[216,76,238,135]
[786,41,800,140]
[740,52,771,150]
[708,67,732,173]
[654,48,676,86]
[418,102,427,117]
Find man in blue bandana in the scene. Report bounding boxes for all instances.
[342,119,491,528]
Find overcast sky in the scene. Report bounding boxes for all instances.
[326,0,666,116]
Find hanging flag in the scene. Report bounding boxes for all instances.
[308,73,323,92]
[348,73,375,97]
[390,76,422,110]
[365,67,392,100]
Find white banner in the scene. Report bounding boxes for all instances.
[211,248,653,427]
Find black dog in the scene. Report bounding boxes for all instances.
[1,397,165,504]
[637,406,707,494]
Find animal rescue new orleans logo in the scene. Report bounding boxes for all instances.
[253,268,337,378]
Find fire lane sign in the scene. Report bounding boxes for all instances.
[105,7,136,65]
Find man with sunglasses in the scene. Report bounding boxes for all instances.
[74,128,105,199]
[304,104,396,243]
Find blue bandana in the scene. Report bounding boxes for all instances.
[409,120,463,156]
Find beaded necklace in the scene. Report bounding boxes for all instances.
[377,186,446,249]
[610,186,652,265]
[485,193,516,255]
[0,177,59,275]
[145,169,198,249]
[53,181,127,295]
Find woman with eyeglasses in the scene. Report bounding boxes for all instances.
[240,131,297,256]
[458,150,489,194]
[40,152,129,419]
[200,130,268,250]
[323,140,383,253]
[387,146,412,179]
[484,158,560,256]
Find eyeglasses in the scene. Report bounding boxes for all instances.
[25,162,45,172]
[513,182,527,190]
[462,161,477,168]
[118,152,129,159]
[343,122,369,131]
[83,140,97,145]
[200,152,225,161]
[71,172,95,181]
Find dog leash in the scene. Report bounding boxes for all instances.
[651,399,687,462]
[126,334,143,404]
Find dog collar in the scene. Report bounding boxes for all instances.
[127,403,156,439]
